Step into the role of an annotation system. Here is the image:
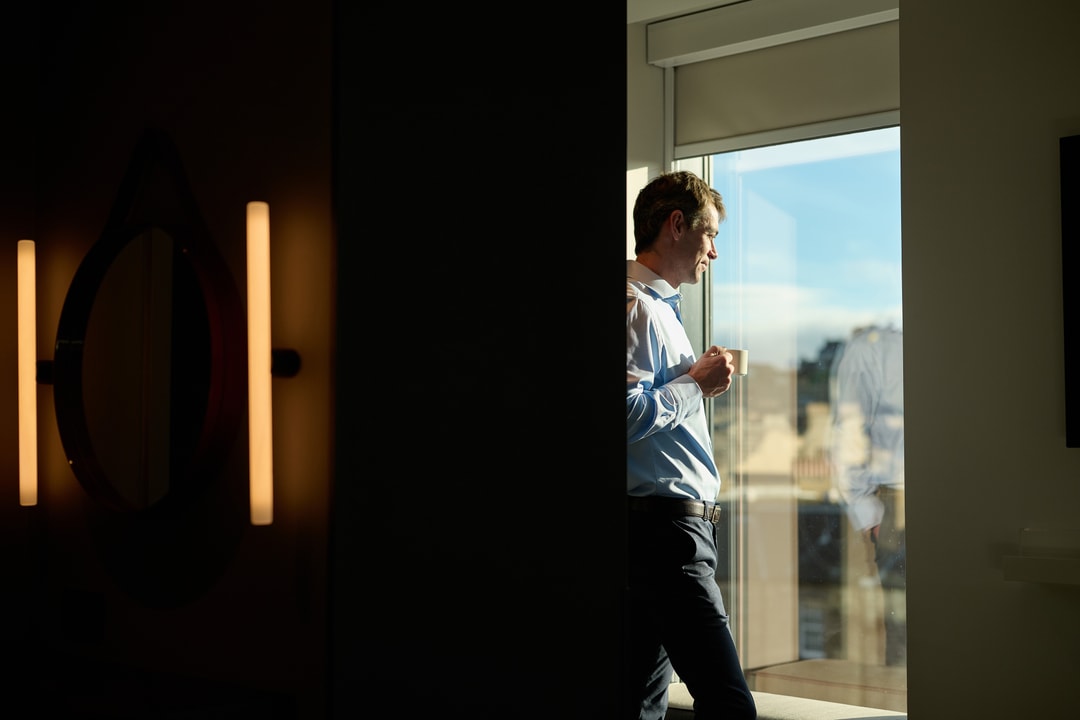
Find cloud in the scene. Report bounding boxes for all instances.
[713,282,902,368]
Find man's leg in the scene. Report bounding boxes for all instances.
[624,633,672,720]
[661,518,756,720]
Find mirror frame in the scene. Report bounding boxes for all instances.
[52,128,245,512]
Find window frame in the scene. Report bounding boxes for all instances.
[674,124,906,711]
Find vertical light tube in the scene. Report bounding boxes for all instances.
[247,202,273,525]
[17,240,37,506]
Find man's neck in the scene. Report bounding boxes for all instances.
[635,252,677,289]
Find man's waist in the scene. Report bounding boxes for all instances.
[628,495,722,524]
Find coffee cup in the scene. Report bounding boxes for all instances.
[726,348,748,375]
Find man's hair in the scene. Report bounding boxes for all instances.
[632,170,726,255]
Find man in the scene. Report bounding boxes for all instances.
[830,324,906,666]
[626,171,757,720]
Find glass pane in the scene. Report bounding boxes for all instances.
[697,126,906,711]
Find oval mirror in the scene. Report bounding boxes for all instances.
[53,128,245,513]
[52,129,247,607]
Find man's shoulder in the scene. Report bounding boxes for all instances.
[626,280,659,318]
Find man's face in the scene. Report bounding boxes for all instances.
[673,206,719,286]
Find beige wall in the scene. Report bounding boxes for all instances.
[901,1,1080,717]
[627,23,666,260]
[629,1,1080,717]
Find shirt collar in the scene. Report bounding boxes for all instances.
[627,259,680,302]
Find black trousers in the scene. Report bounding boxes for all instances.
[625,509,757,720]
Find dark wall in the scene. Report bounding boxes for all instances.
[2,2,333,717]
[1,2,626,718]
[333,5,628,719]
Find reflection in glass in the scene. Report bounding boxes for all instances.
[830,324,905,667]
[687,126,905,711]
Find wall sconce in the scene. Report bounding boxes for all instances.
[17,239,37,506]
[247,201,301,526]
[247,201,274,525]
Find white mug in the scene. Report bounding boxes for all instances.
[726,348,749,375]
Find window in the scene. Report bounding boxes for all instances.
[679,125,906,711]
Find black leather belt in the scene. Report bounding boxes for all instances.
[628,495,722,524]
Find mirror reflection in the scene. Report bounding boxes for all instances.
[81,227,211,510]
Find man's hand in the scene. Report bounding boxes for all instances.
[688,346,735,398]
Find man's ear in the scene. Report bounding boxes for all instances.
[668,209,685,239]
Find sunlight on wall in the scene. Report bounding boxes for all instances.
[626,167,649,259]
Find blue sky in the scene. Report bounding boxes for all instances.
[710,127,902,368]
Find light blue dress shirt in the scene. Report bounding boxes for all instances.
[626,260,721,502]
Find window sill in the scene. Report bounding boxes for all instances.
[666,683,907,720]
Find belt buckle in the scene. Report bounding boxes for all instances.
[702,501,720,523]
